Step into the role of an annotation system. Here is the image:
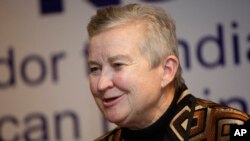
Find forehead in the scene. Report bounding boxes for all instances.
[88,23,145,58]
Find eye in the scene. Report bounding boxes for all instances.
[89,66,101,75]
[112,62,125,70]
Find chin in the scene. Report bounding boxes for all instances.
[105,111,128,125]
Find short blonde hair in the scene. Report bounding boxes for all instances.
[87,3,185,89]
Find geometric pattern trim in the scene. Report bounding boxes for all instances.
[189,98,249,141]
[170,105,191,141]
[217,119,244,141]
[189,108,207,138]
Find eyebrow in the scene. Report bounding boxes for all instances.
[87,60,99,66]
[108,55,133,63]
[87,55,132,66]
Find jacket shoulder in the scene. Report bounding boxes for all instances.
[94,127,122,141]
[194,98,250,121]
[189,97,249,140]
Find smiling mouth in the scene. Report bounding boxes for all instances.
[104,97,118,102]
[103,95,124,107]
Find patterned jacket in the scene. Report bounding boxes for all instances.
[94,87,250,141]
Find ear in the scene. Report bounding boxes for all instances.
[161,55,179,88]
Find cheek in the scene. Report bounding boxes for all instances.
[113,73,131,91]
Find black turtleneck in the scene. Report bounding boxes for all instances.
[121,85,187,141]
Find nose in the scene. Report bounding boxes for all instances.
[97,70,114,92]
